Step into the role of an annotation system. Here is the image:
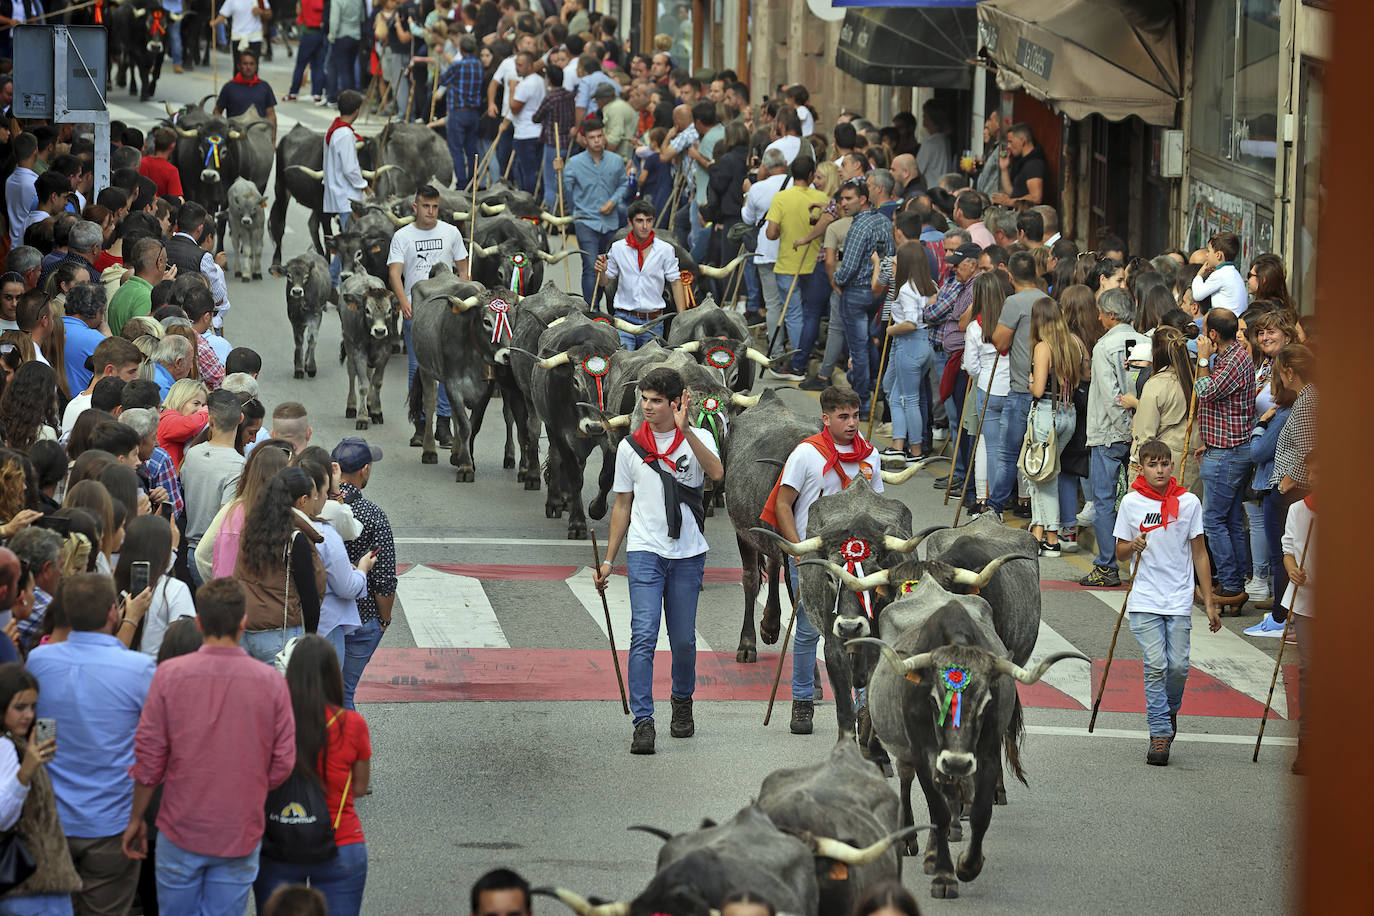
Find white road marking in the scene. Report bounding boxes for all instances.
[564,567,712,653]
[1088,592,1289,719]
[395,565,509,648]
[1029,618,1093,709]
[1027,724,1295,747]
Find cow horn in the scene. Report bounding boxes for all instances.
[387,211,416,227]
[799,559,890,593]
[287,165,326,181]
[132,7,145,16]
[880,454,951,485]
[676,340,701,353]
[883,525,947,554]
[227,129,242,140]
[949,553,1026,590]
[613,315,665,335]
[730,392,760,408]
[169,11,185,20]
[176,127,197,138]
[472,243,499,258]
[537,248,579,264]
[531,888,629,916]
[449,210,471,220]
[448,295,480,311]
[992,651,1092,685]
[696,254,745,280]
[164,101,176,118]
[355,139,367,150]
[749,528,823,557]
[743,347,775,366]
[198,94,215,110]
[537,350,572,370]
[844,637,911,677]
[480,203,507,215]
[361,164,402,181]
[810,824,929,866]
[540,211,575,227]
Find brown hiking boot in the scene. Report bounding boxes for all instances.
[1146,735,1171,766]
[669,696,694,738]
[790,700,814,735]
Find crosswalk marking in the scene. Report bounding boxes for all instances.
[396,565,509,649]
[1087,592,1288,719]
[1030,619,1094,709]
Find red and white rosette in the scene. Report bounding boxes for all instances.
[840,537,874,618]
[487,296,512,343]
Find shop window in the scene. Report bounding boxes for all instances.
[1190,0,1281,177]
[658,0,692,68]
[1294,59,1324,313]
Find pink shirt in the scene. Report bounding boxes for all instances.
[967,220,995,250]
[130,645,295,858]
[212,502,247,578]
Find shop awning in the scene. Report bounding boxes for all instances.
[835,3,980,89]
[976,0,1181,126]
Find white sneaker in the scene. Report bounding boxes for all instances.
[932,426,950,442]
[1077,501,1096,527]
[1245,577,1272,601]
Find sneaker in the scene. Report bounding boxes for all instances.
[1243,614,1287,638]
[1079,565,1122,588]
[1013,500,1032,519]
[1146,735,1171,766]
[1039,540,1061,558]
[790,699,814,735]
[768,368,804,382]
[282,93,299,102]
[1059,530,1079,552]
[1245,577,1272,601]
[798,375,827,391]
[880,446,907,460]
[317,96,332,107]
[630,719,656,754]
[932,426,950,442]
[932,475,951,489]
[312,94,324,103]
[669,696,694,738]
[1077,501,1096,527]
[966,502,992,519]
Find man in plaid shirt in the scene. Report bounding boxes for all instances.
[532,66,575,213]
[439,34,484,191]
[832,172,897,418]
[1194,308,1255,603]
[183,286,225,390]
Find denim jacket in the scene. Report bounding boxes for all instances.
[1249,405,1290,492]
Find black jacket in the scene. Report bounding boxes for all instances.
[704,146,749,226]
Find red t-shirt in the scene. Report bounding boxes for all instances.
[321,707,371,846]
[139,155,184,198]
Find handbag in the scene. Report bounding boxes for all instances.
[272,537,300,676]
[1017,401,1060,484]
[262,712,352,865]
[0,830,35,895]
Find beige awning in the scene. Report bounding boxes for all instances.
[976,0,1182,126]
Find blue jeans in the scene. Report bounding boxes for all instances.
[818,290,848,377]
[573,224,615,309]
[329,37,359,98]
[343,619,384,710]
[1263,487,1305,622]
[290,29,328,96]
[615,310,656,350]
[1128,612,1191,737]
[625,550,705,724]
[785,558,820,701]
[157,836,260,916]
[971,387,1004,500]
[323,625,347,667]
[1244,499,1269,580]
[446,109,480,190]
[1088,442,1131,570]
[541,145,561,209]
[254,841,367,916]
[404,318,451,419]
[1058,472,1084,534]
[775,269,828,375]
[1027,399,1076,532]
[838,288,874,410]
[688,200,710,264]
[241,626,303,665]
[743,260,763,317]
[512,138,540,194]
[989,390,1033,513]
[0,895,73,915]
[1199,444,1251,590]
[168,17,184,66]
[883,329,933,449]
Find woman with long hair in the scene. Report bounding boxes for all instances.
[1246,253,1295,315]
[195,438,294,582]
[38,303,65,400]
[1130,328,1201,491]
[115,515,194,658]
[1053,284,1100,549]
[61,480,117,573]
[704,119,751,271]
[1026,297,1085,555]
[64,410,116,465]
[253,636,371,914]
[292,451,371,661]
[0,664,82,912]
[960,272,1009,511]
[234,467,326,664]
[156,378,208,469]
[873,241,938,463]
[0,449,40,539]
[0,362,58,452]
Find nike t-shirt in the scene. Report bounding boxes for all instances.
[613,428,718,559]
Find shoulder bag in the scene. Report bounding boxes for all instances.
[273,537,301,676]
[1017,400,1060,484]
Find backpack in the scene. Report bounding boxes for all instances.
[261,711,352,865]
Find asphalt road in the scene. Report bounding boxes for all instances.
[107,50,1297,915]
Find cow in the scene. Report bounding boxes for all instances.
[667,299,773,393]
[170,113,273,241]
[468,214,578,294]
[538,803,916,916]
[371,121,456,199]
[849,579,1087,899]
[602,228,741,320]
[226,178,266,281]
[109,0,168,102]
[338,273,395,429]
[282,252,332,379]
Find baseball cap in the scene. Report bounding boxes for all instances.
[332,436,383,473]
[946,242,982,265]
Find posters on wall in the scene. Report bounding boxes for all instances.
[1187,178,1274,262]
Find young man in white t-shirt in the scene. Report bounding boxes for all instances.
[386,184,469,448]
[760,386,883,735]
[1113,439,1219,767]
[508,52,546,196]
[594,367,723,755]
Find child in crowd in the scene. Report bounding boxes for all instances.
[635,127,672,215]
[1284,450,1317,775]
[1114,438,1219,766]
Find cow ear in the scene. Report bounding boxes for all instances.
[260,198,268,209]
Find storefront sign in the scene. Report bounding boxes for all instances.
[1016,37,1054,80]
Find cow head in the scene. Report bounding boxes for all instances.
[340,275,394,339]
[470,217,547,295]
[325,228,365,281]
[127,0,170,55]
[176,116,257,195]
[282,256,323,308]
[799,551,1027,613]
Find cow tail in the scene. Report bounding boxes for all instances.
[1004,694,1028,787]
[407,376,424,424]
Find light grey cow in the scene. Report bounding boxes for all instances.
[338,272,394,429]
[227,177,266,281]
[282,252,333,379]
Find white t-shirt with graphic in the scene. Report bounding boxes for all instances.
[613,428,718,559]
[779,439,884,540]
[1113,488,1204,616]
[387,222,469,299]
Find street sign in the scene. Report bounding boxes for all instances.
[12,24,106,120]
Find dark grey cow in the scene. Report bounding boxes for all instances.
[469,214,578,293]
[171,113,272,242]
[338,273,395,429]
[852,579,1086,899]
[226,177,266,281]
[667,299,772,393]
[282,252,333,379]
[109,0,168,101]
[371,122,455,199]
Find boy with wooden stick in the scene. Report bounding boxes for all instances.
[1114,438,1219,766]
[1283,450,1317,775]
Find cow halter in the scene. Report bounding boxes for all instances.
[487,296,512,343]
[839,537,873,618]
[938,666,971,728]
[581,354,610,410]
[509,252,528,295]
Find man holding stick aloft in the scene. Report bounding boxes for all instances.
[594,367,723,756]
[1114,438,1219,767]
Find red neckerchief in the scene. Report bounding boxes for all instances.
[625,230,655,270]
[1131,475,1189,532]
[326,117,354,145]
[1303,493,1315,513]
[632,422,683,471]
[760,429,874,526]
[232,72,261,87]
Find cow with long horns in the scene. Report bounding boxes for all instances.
[468,214,577,294]
[667,297,773,394]
[109,0,170,101]
[170,107,273,237]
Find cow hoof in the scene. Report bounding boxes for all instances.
[454,468,474,482]
[567,524,587,540]
[409,431,424,447]
[253,272,263,281]
[370,413,384,425]
[524,477,540,492]
[354,419,369,431]
[295,370,305,380]
[736,644,757,663]
[306,367,317,378]
[345,407,357,418]
[948,821,963,843]
[516,468,526,482]
[544,505,562,519]
[956,851,984,882]
[421,451,438,465]
[760,613,781,645]
[587,496,607,520]
[503,455,516,469]
[930,876,959,899]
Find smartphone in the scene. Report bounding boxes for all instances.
[1123,339,1138,367]
[158,502,174,521]
[130,561,151,597]
[33,515,70,537]
[33,718,55,746]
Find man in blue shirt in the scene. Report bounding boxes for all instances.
[213,50,278,135]
[28,574,155,915]
[62,281,108,397]
[555,118,628,310]
[831,171,896,420]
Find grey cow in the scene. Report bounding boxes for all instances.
[283,252,333,379]
[227,177,266,281]
[338,273,395,429]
